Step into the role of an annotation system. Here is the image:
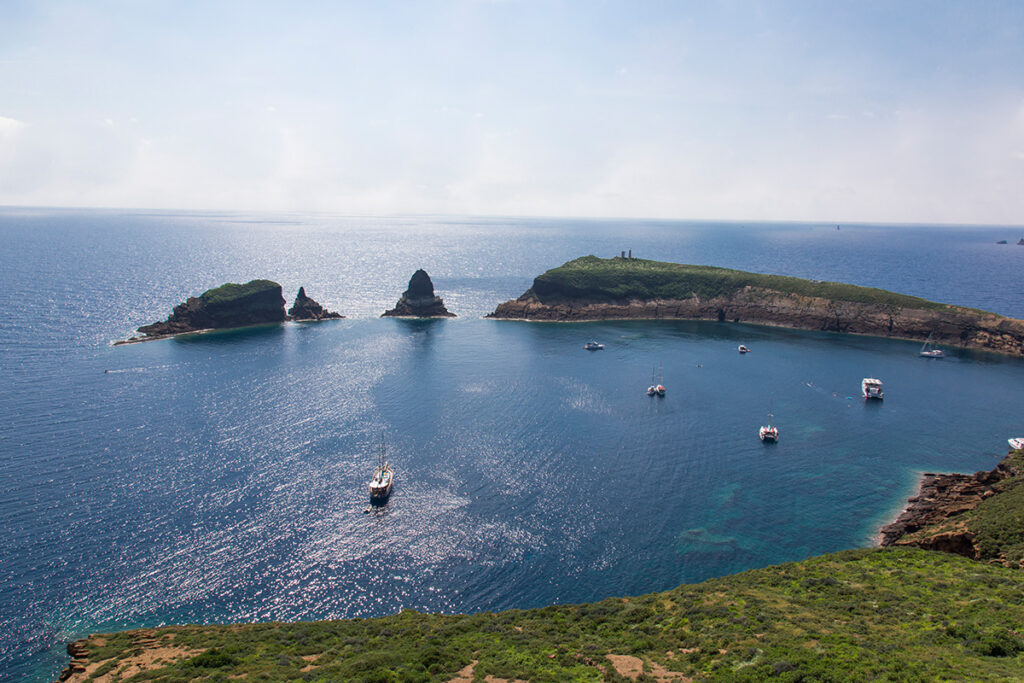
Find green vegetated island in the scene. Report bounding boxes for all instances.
[488,256,1024,356]
[116,269,456,344]
[115,280,342,344]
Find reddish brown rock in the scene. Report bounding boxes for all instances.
[487,287,1024,356]
[878,453,1022,555]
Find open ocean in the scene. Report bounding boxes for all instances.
[2,208,1023,681]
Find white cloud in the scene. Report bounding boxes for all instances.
[0,115,24,135]
[1,3,1022,224]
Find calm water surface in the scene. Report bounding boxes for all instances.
[1,210,1023,680]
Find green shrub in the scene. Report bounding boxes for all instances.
[184,648,238,668]
[529,256,969,312]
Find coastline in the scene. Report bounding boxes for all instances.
[876,449,1019,554]
[113,327,219,345]
[113,318,343,345]
[872,469,932,547]
[487,311,1024,357]
[486,255,1024,356]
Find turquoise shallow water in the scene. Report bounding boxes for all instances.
[1,209,1023,680]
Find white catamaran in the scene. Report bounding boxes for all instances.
[862,377,884,400]
[759,397,778,442]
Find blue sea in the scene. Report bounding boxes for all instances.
[2,209,1023,681]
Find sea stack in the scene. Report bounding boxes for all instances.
[133,279,287,340]
[381,269,455,318]
[288,287,343,321]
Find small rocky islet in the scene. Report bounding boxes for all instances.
[131,279,288,341]
[120,280,343,343]
[381,269,455,318]
[288,286,343,321]
[120,269,459,343]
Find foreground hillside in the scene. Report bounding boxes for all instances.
[62,548,1024,682]
[487,256,1024,356]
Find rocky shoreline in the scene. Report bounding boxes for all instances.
[487,291,1024,356]
[877,450,1022,557]
[487,283,1024,357]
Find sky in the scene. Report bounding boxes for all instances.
[1,0,1023,223]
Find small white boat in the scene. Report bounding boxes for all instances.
[862,377,884,400]
[738,345,750,354]
[368,432,394,502]
[919,332,944,358]
[759,397,778,442]
[1009,438,1024,450]
[584,341,604,350]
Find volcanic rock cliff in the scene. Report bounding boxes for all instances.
[487,256,1024,356]
[382,269,455,318]
[288,287,343,321]
[134,280,287,339]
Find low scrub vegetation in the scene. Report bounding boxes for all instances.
[199,279,280,305]
[529,256,958,312]
[77,548,1024,681]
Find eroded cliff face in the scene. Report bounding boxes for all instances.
[136,280,287,338]
[878,453,1022,563]
[487,286,1024,356]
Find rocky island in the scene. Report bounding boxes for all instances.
[381,269,455,318]
[287,287,343,321]
[122,279,287,343]
[488,255,1024,356]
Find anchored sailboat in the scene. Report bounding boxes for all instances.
[919,332,944,358]
[368,431,394,502]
